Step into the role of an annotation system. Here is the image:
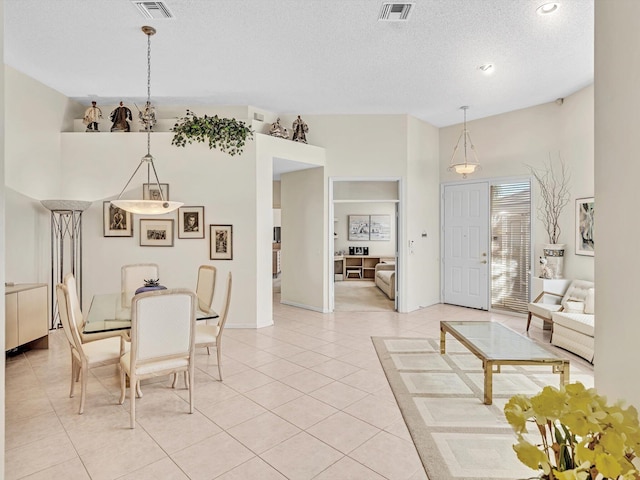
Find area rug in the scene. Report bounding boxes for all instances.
[372,337,594,480]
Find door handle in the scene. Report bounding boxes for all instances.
[481,260,487,264]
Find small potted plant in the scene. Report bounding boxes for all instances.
[504,382,640,479]
[171,109,253,156]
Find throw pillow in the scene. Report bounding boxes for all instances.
[565,301,585,314]
[584,288,595,314]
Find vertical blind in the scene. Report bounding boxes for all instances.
[490,181,531,314]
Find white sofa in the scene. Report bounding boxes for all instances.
[527,279,595,363]
[551,284,595,363]
[374,263,395,300]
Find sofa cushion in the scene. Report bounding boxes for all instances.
[376,270,394,286]
[552,311,594,337]
[584,288,595,314]
[565,301,585,313]
[560,280,594,309]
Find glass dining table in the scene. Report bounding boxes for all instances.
[83,292,218,334]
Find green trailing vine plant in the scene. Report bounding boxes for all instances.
[171,109,254,156]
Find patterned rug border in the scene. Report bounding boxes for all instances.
[371,336,572,480]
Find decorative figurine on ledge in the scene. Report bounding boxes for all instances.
[137,101,157,131]
[292,115,308,143]
[110,101,132,132]
[268,118,289,139]
[83,101,103,132]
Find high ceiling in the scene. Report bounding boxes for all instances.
[4,0,593,127]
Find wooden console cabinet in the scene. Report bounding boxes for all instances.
[5,283,48,351]
[340,256,393,280]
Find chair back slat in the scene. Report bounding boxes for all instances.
[55,284,83,353]
[196,265,216,313]
[63,273,85,330]
[216,272,233,338]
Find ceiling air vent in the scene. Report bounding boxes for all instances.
[131,1,173,19]
[378,3,414,21]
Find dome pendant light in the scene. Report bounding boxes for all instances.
[111,26,183,215]
[448,106,480,179]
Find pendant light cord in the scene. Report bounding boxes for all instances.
[116,26,166,203]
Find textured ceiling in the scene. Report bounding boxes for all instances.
[4,0,594,127]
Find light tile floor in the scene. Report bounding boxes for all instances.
[5,297,593,480]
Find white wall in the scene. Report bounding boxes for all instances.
[1,1,6,469]
[406,116,441,310]
[5,66,84,200]
[281,167,326,311]
[438,87,594,283]
[594,0,640,407]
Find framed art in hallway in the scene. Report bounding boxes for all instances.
[369,214,391,241]
[210,224,233,260]
[143,183,169,201]
[103,201,133,237]
[576,197,594,256]
[178,206,205,239]
[348,215,369,241]
[140,219,174,247]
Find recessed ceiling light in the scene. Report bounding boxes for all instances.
[537,2,559,15]
[478,63,494,74]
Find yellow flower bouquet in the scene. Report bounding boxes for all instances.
[504,382,640,480]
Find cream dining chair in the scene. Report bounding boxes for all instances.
[119,288,197,429]
[121,263,159,308]
[56,283,125,414]
[194,271,232,381]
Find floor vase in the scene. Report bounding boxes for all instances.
[543,243,565,279]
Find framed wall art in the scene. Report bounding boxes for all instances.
[178,206,205,239]
[576,197,594,256]
[369,214,391,241]
[348,215,370,241]
[140,219,174,247]
[143,183,169,201]
[210,224,233,260]
[103,201,133,237]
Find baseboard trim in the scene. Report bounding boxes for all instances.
[279,300,326,313]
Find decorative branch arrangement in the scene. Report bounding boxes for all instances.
[527,156,571,244]
[171,109,254,156]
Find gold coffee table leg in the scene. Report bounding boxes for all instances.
[484,360,493,405]
[440,328,447,354]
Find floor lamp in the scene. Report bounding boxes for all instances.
[41,200,92,329]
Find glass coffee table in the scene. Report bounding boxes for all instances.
[440,320,570,405]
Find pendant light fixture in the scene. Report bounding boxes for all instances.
[448,106,480,179]
[111,26,183,214]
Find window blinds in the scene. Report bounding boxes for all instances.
[490,181,531,314]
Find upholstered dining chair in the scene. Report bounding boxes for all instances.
[56,283,125,414]
[63,273,123,343]
[194,271,232,381]
[119,288,197,429]
[195,265,217,314]
[121,263,159,308]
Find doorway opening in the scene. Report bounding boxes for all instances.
[329,178,401,313]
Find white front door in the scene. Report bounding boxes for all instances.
[443,182,489,310]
